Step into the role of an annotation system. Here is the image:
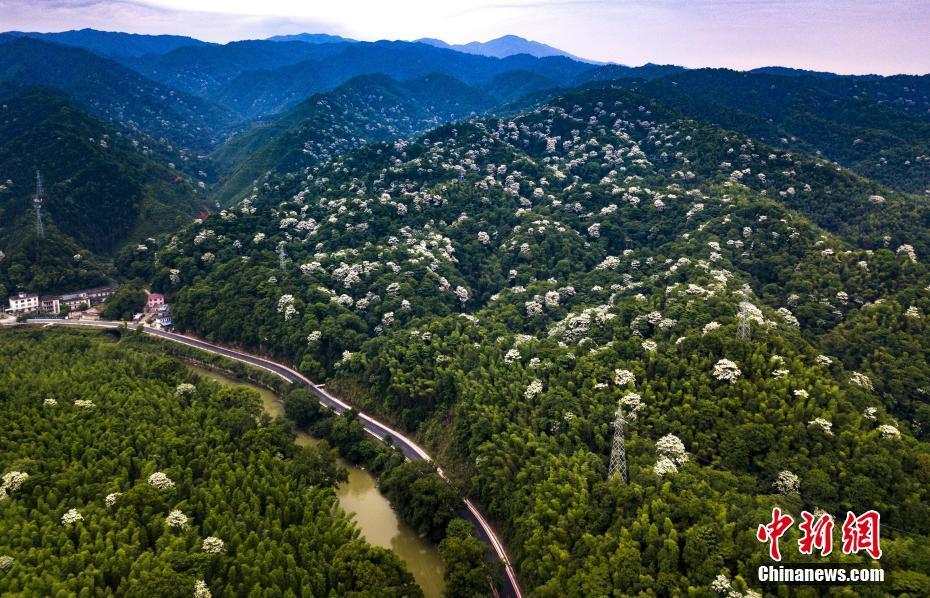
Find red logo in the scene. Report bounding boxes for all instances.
[757,508,881,560]
[757,507,794,561]
[841,510,882,559]
[798,511,834,556]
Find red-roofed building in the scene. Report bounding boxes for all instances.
[147,293,165,311]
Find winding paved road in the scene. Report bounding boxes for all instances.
[23,318,522,598]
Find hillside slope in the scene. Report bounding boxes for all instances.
[0,87,205,300]
[0,328,420,596]
[0,37,235,152]
[211,73,497,205]
[617,69,930,194]
[150,86,930,595]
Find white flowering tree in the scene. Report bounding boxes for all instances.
[614,369,636,386]
[849,372,873,391]
[194,580,212,598]
[712,359,741,383]
[878,424,901,439]
[277,295,298,321]
[655,434,688,464]
[165,509,189,530]
[653,456,678,477]
[61,508,84,525]
[148,472,175,490]
[620,392,643,421]
[1,471,28,499]
[808,417,834,436]
[175,383,196,399]
[202,536,226,553]
[525,380,544,399]
[773,470,800,495]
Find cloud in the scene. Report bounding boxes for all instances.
[2,0,928,74]
[0,0,342,41]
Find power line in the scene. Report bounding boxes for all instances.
[34,170,45,239]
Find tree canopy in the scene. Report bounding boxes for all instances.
[0,328,421,596]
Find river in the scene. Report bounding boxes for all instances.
[186,364,446,597]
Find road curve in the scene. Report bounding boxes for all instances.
[25,318,522,598]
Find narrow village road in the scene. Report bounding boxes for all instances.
[24,318,522,598]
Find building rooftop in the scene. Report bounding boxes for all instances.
[84,285,119,294]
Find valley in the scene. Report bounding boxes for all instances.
[2,22,930,598]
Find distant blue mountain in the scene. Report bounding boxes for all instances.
[0,37,233,150]
[749,66,880,79]
[417,34,598,63]
[128,38,596,119]
[580,63,688,83]
[267,33,356,44]
[0,28,209,58]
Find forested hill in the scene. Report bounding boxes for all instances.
[146,85,930,595]
[0,327,421,596]
[211,73,498,205]
[611,69,930,194]
[4,29,930,595]
[0,37,235,152]
[0,86,204,300]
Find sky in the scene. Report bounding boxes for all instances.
[2,0,929,75]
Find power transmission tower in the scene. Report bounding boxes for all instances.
[736,312,751,341]
[277,241,288,271]
[34,170,45,239]
[608,401,629,483]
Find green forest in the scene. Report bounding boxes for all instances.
[4,27,930,598]
[0,328,425,597]
[144,86,930,596]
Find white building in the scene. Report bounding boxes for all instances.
[7,293,39,314]
[40,296,61,314]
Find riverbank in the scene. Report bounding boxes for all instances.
[21,320,520,597]
[186,364,446,597]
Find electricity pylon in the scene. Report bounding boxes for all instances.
[277,242,288,270]
[736,312,751,341]
[608,401,629,483]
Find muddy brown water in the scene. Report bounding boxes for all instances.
[186,365,445,597]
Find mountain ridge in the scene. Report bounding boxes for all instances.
[0,28,210,58]
[266,32,357,44]
[416,34,598,63]
[0,36,236,152]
